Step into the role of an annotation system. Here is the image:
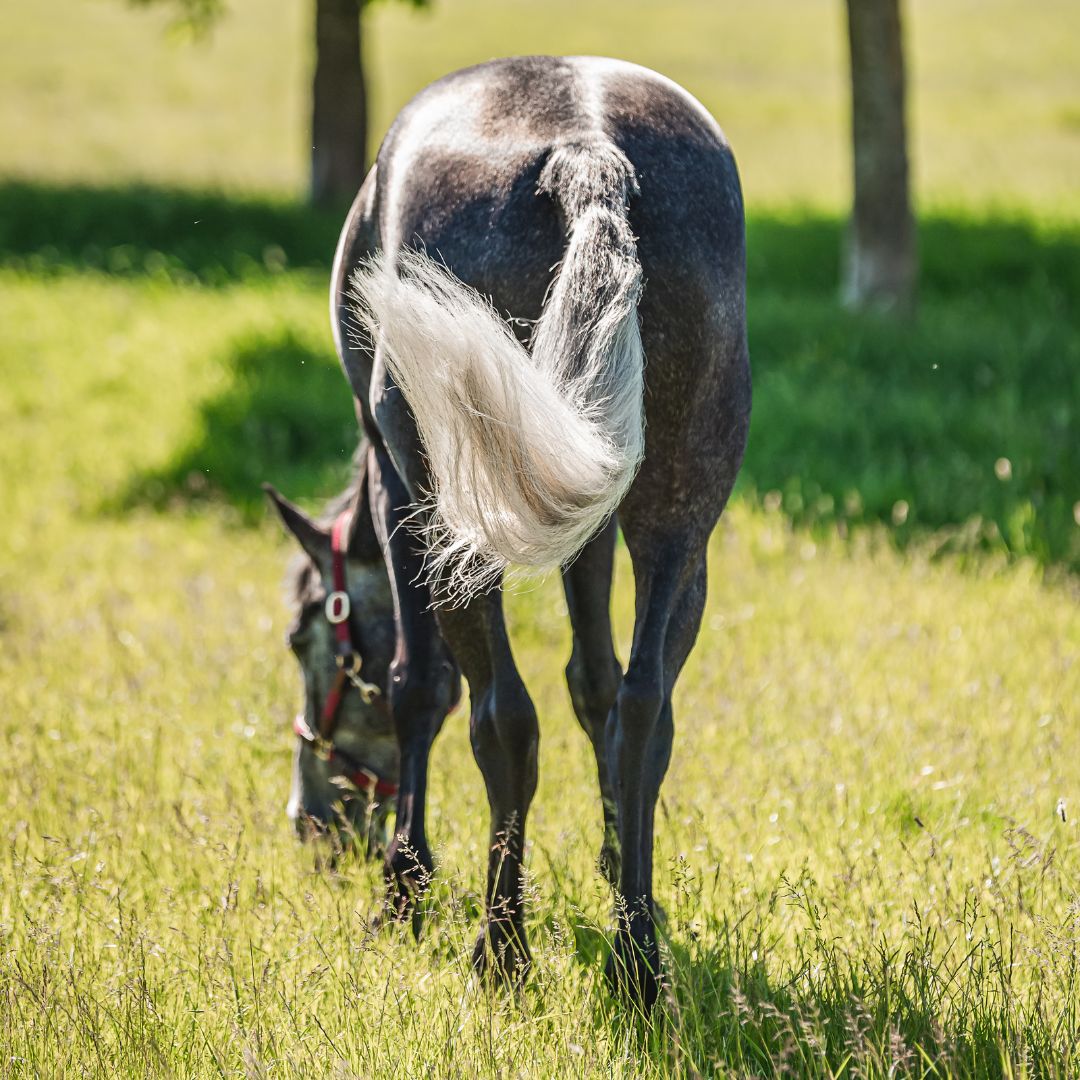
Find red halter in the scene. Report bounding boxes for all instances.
[291,510,399,800]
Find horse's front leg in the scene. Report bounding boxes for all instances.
[437,589,539,983]
[368,441,459,926]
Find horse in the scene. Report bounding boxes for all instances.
[264,54,750,1009]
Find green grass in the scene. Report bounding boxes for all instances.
[1,193,1078,1076]
[2,0,1080,1074]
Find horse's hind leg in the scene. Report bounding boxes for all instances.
[563,517,622,885]
[604,533,709,1010]
[436,589,539,981]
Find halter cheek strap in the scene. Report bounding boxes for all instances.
[325,513,358,670]
[292,509,398,800]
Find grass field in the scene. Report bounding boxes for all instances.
[2,1,1080,1076]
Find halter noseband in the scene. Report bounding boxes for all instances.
[292,509,398,801]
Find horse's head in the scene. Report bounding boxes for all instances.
[264,471,397,857]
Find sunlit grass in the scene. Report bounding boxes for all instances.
[2,2,1079,1070]
[1,497,1077,1075]
[1,262,1078,1075]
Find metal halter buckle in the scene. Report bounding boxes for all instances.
[336,652,362,675]
[357,679,380,705]
[325,590,350,624]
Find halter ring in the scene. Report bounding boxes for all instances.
[325,590,350,624]
[337,652,362,674]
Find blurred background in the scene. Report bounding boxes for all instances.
[4,0,1080,205]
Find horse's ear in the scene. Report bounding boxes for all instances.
[262,483,331,568]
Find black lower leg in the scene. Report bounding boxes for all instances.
[563,518,622,884]
[368,443,458,923]
[605,667,667,1007]
[604,552,705,1009]
[438,593,538,983]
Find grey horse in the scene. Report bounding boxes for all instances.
[266,55,750,1009]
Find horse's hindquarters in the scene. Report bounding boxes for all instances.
[331,55,749,1010]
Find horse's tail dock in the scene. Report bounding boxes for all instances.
[351,138,645,601]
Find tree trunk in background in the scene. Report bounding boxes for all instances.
[310,0,366,208]
[843,0,916,314]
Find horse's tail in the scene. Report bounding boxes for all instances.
[350,138,644,601]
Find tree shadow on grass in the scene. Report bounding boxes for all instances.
[120,327,358,520]
[747,209,1080,300]
[11,179,1075,567]
[0,178,341,285]
[742,212,1080,572]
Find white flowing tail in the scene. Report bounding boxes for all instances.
[350,139,645,601]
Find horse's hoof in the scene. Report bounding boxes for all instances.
[472,921,532,986]
[604,926,661,1012]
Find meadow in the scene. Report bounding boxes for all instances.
[1,1,1079,1076]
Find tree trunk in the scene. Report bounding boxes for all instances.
[843,0,916,314]
[310,0,366,208]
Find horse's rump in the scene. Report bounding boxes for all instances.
[352,139,648,599]
[347,57,747,601]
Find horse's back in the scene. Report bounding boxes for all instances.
[373,56,744,330]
